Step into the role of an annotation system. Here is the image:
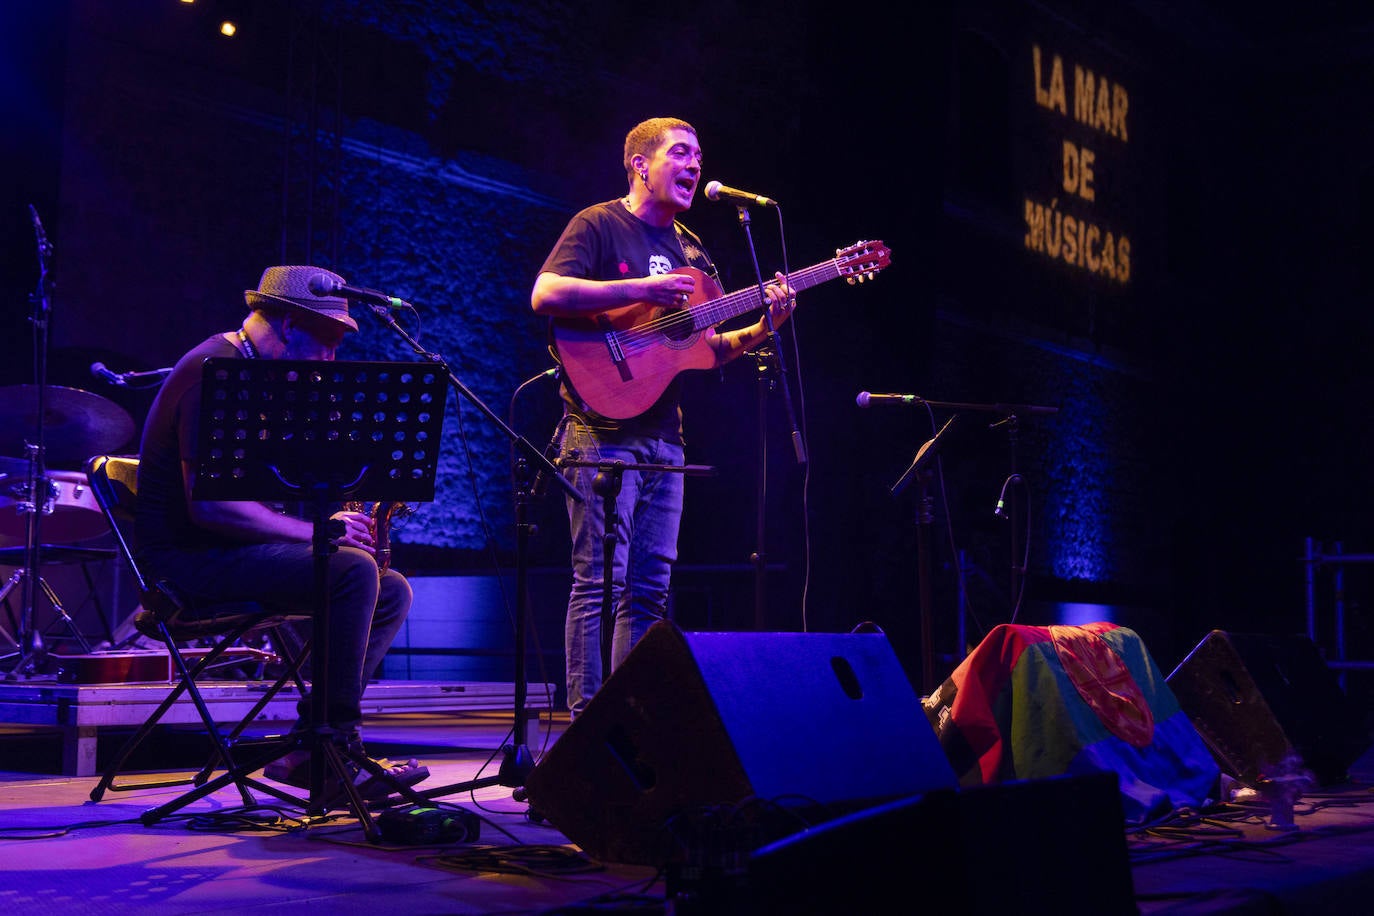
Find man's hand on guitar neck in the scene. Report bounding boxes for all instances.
[709,271,797,363]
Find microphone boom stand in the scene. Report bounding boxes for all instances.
[729,203,806,630]
[359,303,580,802]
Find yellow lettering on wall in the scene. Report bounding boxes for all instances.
[1072,64,1130,142]
[1084,225,1101,271]
[1113,84,1129,142]
[1073,66,1096,126]
[1021,195,1131,285]
[1062,140,1096,201]
[1034,45,1066,114]
[1100,232,1117,280]
[1094,76,1112,133]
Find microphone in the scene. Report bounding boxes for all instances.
[994,473,1024,518]
[91,362,172,386]
[307,273,411,309]
[703,180,777,207]
[856,391,922,408]
[90,362,124,386]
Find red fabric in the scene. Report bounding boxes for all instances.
[1049,624,1154,748]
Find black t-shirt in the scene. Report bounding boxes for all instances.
[134,333,241,561]
[539,199,718,442]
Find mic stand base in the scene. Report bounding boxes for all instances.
[415,466,543,809]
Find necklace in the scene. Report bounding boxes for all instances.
[236,327,258,359]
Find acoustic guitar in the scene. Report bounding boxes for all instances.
[550,239,891,419]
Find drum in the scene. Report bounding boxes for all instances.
[0,468,110,544]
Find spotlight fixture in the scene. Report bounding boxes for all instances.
[219,20,237,37]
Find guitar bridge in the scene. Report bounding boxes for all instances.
[597,315,633,382]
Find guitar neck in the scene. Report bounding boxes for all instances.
[691,258,846,330]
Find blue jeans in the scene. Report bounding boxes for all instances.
[559,424,684,718]
[141,542,412,736]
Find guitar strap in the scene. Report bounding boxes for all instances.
[673,220,720,284]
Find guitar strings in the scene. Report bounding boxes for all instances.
[612,258,840,355]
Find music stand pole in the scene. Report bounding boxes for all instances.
[890,415,958,695]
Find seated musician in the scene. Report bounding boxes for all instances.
[134,265,428,799]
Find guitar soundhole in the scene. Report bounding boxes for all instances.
[659,307,694,344]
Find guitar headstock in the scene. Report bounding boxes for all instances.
[835,240,891,284]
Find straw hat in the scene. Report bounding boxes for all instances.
[243,265,358,332]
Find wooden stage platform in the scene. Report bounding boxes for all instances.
[0,677,554,777]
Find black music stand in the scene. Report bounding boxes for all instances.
[890,414,959,695]
[139,358,447,841]
[880,397,1057,693]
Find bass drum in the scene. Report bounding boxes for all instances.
[0,468,110,544]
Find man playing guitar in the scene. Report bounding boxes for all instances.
[531,117,798,719]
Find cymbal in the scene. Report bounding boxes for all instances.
[0,456,31,479]
[0,385,136,468]
[0,544,116,566]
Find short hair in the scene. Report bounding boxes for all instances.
[623,117,697,183]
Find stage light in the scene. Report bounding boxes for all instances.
[219,20,237,37]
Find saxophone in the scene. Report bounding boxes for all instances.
[342,501,412,574]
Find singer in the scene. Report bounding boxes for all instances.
[133,264,428,798]
[530,116,798,719]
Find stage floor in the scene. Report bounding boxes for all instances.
[2,704,1374,914]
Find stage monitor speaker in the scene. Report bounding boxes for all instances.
[1166,629,1370,786]
[522,620,958,867]
[742,770,1136,916]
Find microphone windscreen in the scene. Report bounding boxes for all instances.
[307,273,338,296]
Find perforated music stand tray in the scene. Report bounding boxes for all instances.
[194,358,444,505]
[189,357,445,834]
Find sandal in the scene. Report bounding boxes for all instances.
[264,749,430,802]
[350,757,431,801]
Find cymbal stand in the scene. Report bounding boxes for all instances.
[3,206,76,678]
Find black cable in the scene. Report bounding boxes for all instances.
[420,843,604,878]
[0,815,143,840]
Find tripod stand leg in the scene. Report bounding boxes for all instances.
[0,569,25,653]
[0,571,21,653]
[36,575,91,653]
